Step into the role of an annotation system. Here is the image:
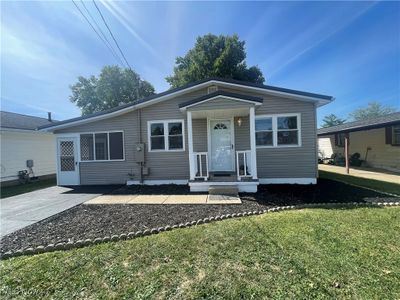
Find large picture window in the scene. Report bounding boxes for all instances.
[148,120,185,151]
[80,131,124,161]
[255,114,301,148]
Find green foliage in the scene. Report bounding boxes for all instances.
[349,101,397,121]
[166,34,265,88]
[2,207,399,298]
[321,114,346,128]
[70,66,155,115]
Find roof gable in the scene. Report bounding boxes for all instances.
[40,78,334,132]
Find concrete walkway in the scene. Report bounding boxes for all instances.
[84,194,242,205]
[0,185,117,237]
[319,164,400,184]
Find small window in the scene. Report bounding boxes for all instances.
[80,132,124,161]
[214,123,228,130]
[255,118,273,146]
[335,133,346,147]
[393,125,400,145]
[277,116,298,146]
[149,120,185,151]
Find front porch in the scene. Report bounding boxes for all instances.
[181,91,261,192]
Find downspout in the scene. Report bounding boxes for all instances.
[138,108,143,184]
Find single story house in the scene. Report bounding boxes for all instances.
[0,111,57,186]
[39,78,333,192]
[318,112,400,172]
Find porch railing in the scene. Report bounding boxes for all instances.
[194,152,209,180]
[236,150,252,180]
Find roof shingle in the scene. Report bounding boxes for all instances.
[0,111,55,131]
[317,112,400,135]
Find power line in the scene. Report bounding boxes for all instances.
[92,0,132,70]
[71,0,126,67]
[79,0,122,64]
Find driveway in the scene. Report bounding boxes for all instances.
[319,164,400,184]
[0,185,118,237]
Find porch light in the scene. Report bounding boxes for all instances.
[237,117,242,127]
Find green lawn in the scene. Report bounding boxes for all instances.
[0,178,56,199]
[319,170,400,195]
[1,207,399,299]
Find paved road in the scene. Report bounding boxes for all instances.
[0,185,118,237]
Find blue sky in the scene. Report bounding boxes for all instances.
[1,1,399,126]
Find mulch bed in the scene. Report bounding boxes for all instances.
[0,178,397,254]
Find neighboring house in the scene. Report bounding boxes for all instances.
[0,111,57,185]
[318,112,400,172]
[39,78,333,192]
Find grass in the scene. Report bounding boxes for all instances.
[0,178,56,199]
[319,170,400,195]
[1,207,399,299]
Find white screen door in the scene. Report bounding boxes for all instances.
[209,120,234,171]
[57,137,79,185]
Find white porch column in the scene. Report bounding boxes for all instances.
[249,106,258,179]
[187,111,195,180]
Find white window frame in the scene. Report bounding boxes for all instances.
[148,119,185,152]
[255,113,301,148]
[79,130,125,162]
[392,125,400,145]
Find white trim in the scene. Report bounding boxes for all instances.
[127,179,188,185]
[187,111,195,180]
[255,113,302,148]
[40,80,332,132]
[259,178,316,184]
[207,117,235,172]
[249,106,258,179]
[180,95,261,111]
[147,119,185,152]
[77,130,125,162]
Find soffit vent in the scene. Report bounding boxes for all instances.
[207,85,218,94]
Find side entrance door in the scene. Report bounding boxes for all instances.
[209,120,234,171]
[57,137,80,185]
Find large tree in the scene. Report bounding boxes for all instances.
[166,34,265,88]
[70,66,155,115]
[321,114,346,128]
[349,101,397,121]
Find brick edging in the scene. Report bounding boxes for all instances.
[1,201,399,260]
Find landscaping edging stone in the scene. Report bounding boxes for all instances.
[1,201,399,260]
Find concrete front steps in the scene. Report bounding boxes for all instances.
[208,185,240,201]
[189,180,259,193]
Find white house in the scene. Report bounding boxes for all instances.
[0,111,57,186]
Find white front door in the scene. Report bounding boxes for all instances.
[209,120,234,171]
[57,137,80,185]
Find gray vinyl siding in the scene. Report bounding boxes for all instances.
[234,116,250,151]
[55,88,207,184]
[193,119,207,152]
[189,98,253,111]
[54,84,318,184]
[218,86,317,179]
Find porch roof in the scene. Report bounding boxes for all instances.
[178,91,263,110]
